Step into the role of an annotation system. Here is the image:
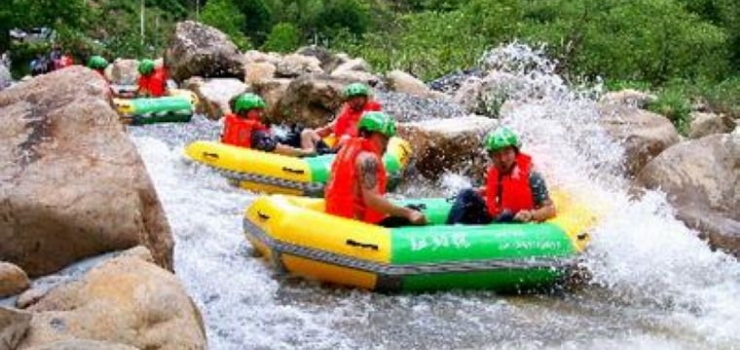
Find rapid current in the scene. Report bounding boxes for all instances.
[125,45,740,349]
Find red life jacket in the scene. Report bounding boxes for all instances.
[54,55,73,70]
[325,137,387,224]
[485,153,535,217]
[137,67,167,97]
[333,100,382,138]
[221,113,268,148]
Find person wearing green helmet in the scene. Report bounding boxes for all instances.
[87,55,109,79]
[301,82,382,153]
[136,58,168,97]
[446,127,556,225]
[221,93,315,157]
[325,111,427,227]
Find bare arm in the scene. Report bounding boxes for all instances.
[315,120,335,138]
[274,143,314,157]
[356,153,416,219]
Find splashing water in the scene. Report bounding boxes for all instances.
[129,43,740,349]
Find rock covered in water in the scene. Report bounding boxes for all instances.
[185,77,248,119]
[376,91,467,123]
[688,112,736,139]
[0,306,32,349]
[0,63,12,91]
[635,133,740,256]
[0,67,174,277]
[0,262,30,297]
[166,20,245,83]
[399,116,498,181]
[17,253,206,350]
[597,104,680,176]
[427,68,484,94]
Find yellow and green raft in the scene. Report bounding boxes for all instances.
[243,190,595,293]
[112,88,198,125]
[184,137,412,197]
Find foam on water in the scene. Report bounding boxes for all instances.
[129,44,740,349]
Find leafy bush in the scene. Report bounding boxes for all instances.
[646,85,692,134]
[200,0,252,50]
[261,23,301,53]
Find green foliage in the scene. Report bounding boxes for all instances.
[200,0,252,50]
[646,84,693,135]
[261,22,300,53]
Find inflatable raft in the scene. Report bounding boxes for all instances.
[113,89,198,125]
[243,190,594,293]
[185,137,412,196]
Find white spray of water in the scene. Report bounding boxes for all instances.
[129,43,740,349]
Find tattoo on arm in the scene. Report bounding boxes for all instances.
[360,156,378,190]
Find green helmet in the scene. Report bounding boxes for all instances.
[234,93,266,113]
[87,55,108,70]
[484,127,521,152]
[343,83,370,99]
[138,59,155,75]
[358,111,396,137]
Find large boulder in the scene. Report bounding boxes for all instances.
[25,340,138,350]
[251,78,292,124]
[166,20,245,83]
[109,59,139,86]
[399,116,498,181]
[597,104,680,176]
[244,62,277,85]
[598,89,657,109]
[185,77,248,120]
[295,46,346,73]
[688,112,736,139]
[273,75,345,127]
[275,54,323,78]
[0,262,30,297]
[0,67,173,277]
[243,50,282,66]
[17,254,206,350]
[1,307,32,350]
[385,70,442,99]
[330,58,371,75]
[635,134,740,255]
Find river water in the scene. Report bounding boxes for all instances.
[127,45,740,350]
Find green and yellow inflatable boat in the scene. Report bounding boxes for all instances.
[113,88,198,125]
[243,190,594,293]
[184,137,412,197]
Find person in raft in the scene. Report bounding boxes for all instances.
[87,55,109,79]
[136,59,168,98]
[221,93,316,157]
[325,111,427,227]
[446,127,556,225]
[299,82,382,154]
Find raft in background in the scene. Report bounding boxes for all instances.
[243,190,594,293]
[184,137,412,197]
[112,88,198,125]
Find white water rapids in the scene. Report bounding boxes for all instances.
[126,45,740,349]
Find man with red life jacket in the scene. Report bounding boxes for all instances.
[87,55,109,80]
[325,112,427,227]
[136,59,167,98]
[446,127,556,225]
[221,93,315,157]
[301,82,382,154]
